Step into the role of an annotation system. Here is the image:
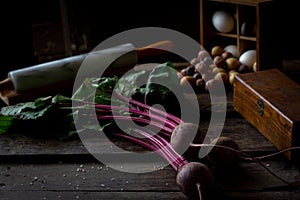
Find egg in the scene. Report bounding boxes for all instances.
[239,50,256,68]
[212,11,235,33]
[224,45,238,57]
[240,21,256,36]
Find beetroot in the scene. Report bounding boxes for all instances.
[170,122,205,161]
[207,136,240,168]
[176,162,214,199]
[77,92,217,198]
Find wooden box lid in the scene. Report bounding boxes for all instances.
[233,69,300,160]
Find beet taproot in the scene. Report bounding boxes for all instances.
[176,162,214,199]
[170,122,205,161]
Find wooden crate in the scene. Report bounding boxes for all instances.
[233,69,300,160]
[200,0,281,71]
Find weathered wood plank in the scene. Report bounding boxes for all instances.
[0,161,299,191]
[214,161,300,191]
[0,160,299,199]
[0,133,88,157]
[0,191,188,200]
[224,192,300,200]
[220,117,277,153]
[1,190,300,200]
[0,163,178,191]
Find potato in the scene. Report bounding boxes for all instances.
[213,56,226,68]
[228,70,239,85]
[211,45,223,57]
[214,72,229,84]
[207,136,240,168]
[225,57,240,70]
[177,71,184,80]
[205,78,223,92]
[202,56,214,66]
[180,68,187,76]
[238,64,250,73]
[221,51,234,60]
[180,76,197,87]
[196,78,205,88]
[228,69,239,76]
[195,62,209,74]
[201,72,214,82]
[212,67,226,74]
[252,61,258,72]
[197,50,210,61]
[209,64,217,69]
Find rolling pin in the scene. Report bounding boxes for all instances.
[0,40,173,93]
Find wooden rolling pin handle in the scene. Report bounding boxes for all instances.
[136,40,174,59]
[0,78,14,91]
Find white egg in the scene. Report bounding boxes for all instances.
[224,45,238,57]
[239,50,256,68]
[212,11,235,33]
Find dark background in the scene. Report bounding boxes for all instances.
[0,0,298,80]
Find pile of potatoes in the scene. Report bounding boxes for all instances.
[178,46,256,93]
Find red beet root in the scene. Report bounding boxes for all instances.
[176,162,214,199]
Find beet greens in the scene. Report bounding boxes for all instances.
[0,62,214,199]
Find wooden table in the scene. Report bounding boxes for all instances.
[0,92,300,200]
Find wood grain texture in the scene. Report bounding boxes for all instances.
[233,69,300,160]
[0,84,299,199]
[0,160,298,200]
